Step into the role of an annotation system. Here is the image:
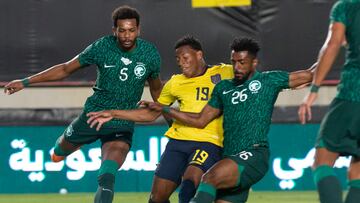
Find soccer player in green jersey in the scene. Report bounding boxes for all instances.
[298,1,360,203]
[3,6,162,203]
[139,37,314,203]
[87,35,233,203]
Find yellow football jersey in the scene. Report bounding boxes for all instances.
[158,64,234,147]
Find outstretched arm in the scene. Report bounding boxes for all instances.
[87,107,162,131]
[4,56,82,95]
[143,101,222,128]
[288,62,316,89]
[298,22,345,124]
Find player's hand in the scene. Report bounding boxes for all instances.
[298,92,318,124]
[86,111,113,131]
[137,100,163,111]
[4,80,24,95]
[137,100,152,108]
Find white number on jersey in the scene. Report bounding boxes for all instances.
[119,67,128,81]
[231,89,248,104]
[238,151,253,160]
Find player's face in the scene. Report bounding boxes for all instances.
[231,50,257,82]
[113,19,139,51]
[175,45,203,78]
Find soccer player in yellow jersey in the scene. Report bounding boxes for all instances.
[87,35,233,203]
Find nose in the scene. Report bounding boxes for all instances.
[124,31,130,38]
[234,62,242,71]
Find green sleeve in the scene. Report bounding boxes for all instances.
[266,71,290,90]
[330,1,347,26]
[78,39,103,67]
[149,46,161,79]
[208,82,223,110]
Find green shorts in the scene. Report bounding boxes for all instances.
[62,112,133,147]
[317,98,360,157]
[216,146,270,202]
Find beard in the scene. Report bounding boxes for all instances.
[233,72,249,85]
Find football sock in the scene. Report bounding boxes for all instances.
[94,160,119,203]
[189,183,216,203]
[179,179,196,203]
[313,165,342,203]
[345,179,360,203]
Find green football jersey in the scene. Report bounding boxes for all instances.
[208,71,289,156]
[330,0,360,101]
[78,36,161,131]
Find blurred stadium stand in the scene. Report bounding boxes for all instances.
[0,0,341,125]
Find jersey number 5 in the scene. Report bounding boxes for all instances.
[119,67,128,81]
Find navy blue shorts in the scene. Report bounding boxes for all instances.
[155,138,223,185]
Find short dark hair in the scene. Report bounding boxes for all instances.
[174,35,203,51]
[112,5,140,27]
[230,37,260,57]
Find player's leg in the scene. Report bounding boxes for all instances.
[344,101,360,203]
[149,139,187,203]
[94,132,132,203]
[179,142,222,203]
[51,118,85,162]
[190,158,239,203]
[180,165,204,203]
[191,147,269,203]
[345,157,360,203]
[312,148,341,203]
[51,134,82,162]
[313,99,359,203]
[148,176,177,203]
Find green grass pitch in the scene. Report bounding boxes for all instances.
[0,191,319,203]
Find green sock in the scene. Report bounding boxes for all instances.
[345,179,360,203]
[94,160,119,203]
[190,183,216,203]
[313,165,342,203]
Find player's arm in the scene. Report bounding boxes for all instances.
[288,62,316,89]
[155,103,221,128]
[4,56,82,95]
[148,76,163,102]
[87,107,162,131]
[312,22,345,87]
[298,22,345,124]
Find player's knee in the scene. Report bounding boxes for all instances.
[201,171,220,186]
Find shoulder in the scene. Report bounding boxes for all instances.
[208,63,232,71]
[261,70,288,77]
[167,73,187,83]
[92,35,115,46]
[215,79,232,88]
[137,38,159,51]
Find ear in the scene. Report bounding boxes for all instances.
[137,26,141,36]
[252,58,258,67]
[196,50,203,60]
[112,27,117,36]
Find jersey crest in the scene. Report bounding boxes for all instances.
[249,80,261,93]
[211,74,222,84]
[134,63,147,78]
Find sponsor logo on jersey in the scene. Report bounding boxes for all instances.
[104,64,116,68]
[134,63,146,78]
[121,57,132,65]
[211,74,222,84]
[249,80,261,93]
